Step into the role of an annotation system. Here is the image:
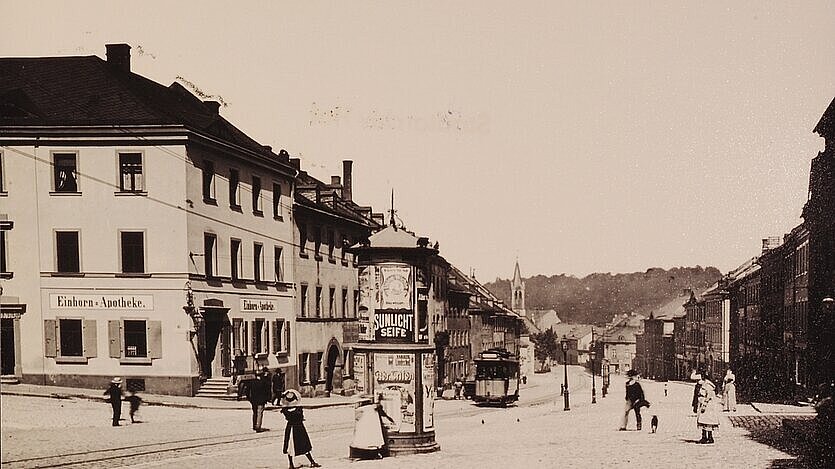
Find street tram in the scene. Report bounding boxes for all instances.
[472,348,520,406]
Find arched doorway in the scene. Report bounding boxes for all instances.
[324,338,343,394]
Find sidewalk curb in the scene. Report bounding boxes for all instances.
[1,389,364,411]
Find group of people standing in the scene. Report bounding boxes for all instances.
[618,367,738,445]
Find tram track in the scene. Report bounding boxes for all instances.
[2,371,593,468]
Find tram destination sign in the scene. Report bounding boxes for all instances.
[374,310,414,342]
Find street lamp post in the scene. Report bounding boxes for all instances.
[561,336,570,411]
[590,346,597,404]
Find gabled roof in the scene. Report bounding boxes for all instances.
[814,96,835,137]
[294,171,381,229]
[365,225,422,248]
[0,53,293,171]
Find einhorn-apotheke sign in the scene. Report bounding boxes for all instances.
[240,299,277,312]
[50,294,154,310]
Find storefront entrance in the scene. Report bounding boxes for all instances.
[1,318,15,375]
[200,307,231,379]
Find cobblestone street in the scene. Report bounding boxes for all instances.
[1,369,810,468]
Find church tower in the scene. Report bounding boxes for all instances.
[511,260,526,316]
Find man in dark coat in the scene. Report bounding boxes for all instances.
[692,369,705,414]
[248,367,271,432]
[104,377,123,426]
[620,369,648,431]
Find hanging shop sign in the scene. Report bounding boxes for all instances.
[50,294,153,311]
[374,311,415,341]
[379,265,412,310]
[240,298,277,312]
[421,353,435,431]
[374,353,416,433]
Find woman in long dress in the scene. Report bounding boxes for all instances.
[722,369,737,412]
[280,390,321,469]
[350,394,395,459]
[697,374,721,444]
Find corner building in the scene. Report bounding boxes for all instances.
[0,44,297,395]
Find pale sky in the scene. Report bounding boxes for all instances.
[3,1,834,282]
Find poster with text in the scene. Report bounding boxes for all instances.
[353,353,366,393]
[379,265,412,310]
[357,266,379,340]
[373,353,416,433]
[422,353,435,431]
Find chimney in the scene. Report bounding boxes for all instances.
[762,236,782,253]
[204,101,220,115]
[290,158,301,170]
[342,160,353,202]
[263,145,272,154]
[105,43,131,73]
[331,176,341,186]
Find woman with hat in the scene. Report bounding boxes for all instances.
[280,389,320,468]
[696,372,720,444]
[104,377,123,427]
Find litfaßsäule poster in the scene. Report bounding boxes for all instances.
[373,353,416,433]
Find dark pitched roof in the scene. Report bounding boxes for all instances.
[0,54,292,169]
[814,96,835,137]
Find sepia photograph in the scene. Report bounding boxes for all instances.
[1,1,834,468]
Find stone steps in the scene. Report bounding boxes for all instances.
[195,377,236,400]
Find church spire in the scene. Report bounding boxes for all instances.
[511,259,526,315]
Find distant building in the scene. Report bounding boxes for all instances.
[601,313,644,374]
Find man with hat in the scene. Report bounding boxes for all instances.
[104,377,123,426]
[247,367,272,432]
[619,369,649,431]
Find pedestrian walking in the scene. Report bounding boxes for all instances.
[350,393,395,459]
[619,369,649,431]
[104,377,123,426]
[247,366,271,432]
[125,390,143,423]
[272,368,286,406]
[722,369,737,412]
[454,376,463,400]
[280,389,321,469]
[696,373,720,444]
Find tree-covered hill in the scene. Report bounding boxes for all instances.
[486,266,722,325]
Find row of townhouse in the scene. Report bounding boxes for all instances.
[629,96,835,401]
[0,44,388,397]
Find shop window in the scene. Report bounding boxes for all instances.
[202,161,215,202]
[252,176,262,214]
[53,153,78,192]
[59,319,83,357]
[204,233,217,277]
[108,319,162,361]
[253,319,265,353]
[274,246,283,282]
[272,320,289,354]
[124,320,148,358]
[229,168,240,208]
[253,242,263,282]
[120,231,145,274]
[56,231,80,273]
[118,153,144,192]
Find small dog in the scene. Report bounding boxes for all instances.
[650,415,659,433]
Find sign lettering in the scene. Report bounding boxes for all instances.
[50,294,154,311]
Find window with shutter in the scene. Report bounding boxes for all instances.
[148,321,162,359]
[108,320,122,358]
[83,320,97,358]
[271,320,278,353]
[44,319,57,357]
